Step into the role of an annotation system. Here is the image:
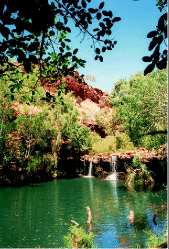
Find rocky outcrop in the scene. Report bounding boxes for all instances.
[81,145,167,181]
[42,70,112,107]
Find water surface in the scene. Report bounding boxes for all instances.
[0,178,167,248]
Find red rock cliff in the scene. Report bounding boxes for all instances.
[42,70,112,107]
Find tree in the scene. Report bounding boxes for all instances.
[143,0,167,75]
[0,0,121,82]
[0,0,167,81]
[111,68,167,150]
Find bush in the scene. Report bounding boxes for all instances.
[115,134,121,149]
[145,229,167,248]
[126,155,154,184]
[64,225,96,248]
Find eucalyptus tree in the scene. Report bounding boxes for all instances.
[111,68,167,150]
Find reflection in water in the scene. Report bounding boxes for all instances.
[0,179,167,248]
[85,206,92,230]
[128,210,134,223]
[108,180,119,208]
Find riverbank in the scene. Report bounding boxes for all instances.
[0,144,167,188]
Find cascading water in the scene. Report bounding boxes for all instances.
[106,155,118,180]
[83,159,94,178]
[88,161,92,177]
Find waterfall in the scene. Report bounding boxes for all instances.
[110,155,117,173]
[82,158,94,178]
[106,155,118,181]
[88,161,93,177]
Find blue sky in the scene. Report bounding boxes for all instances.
[66,0,165,93]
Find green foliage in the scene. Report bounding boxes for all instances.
[90,132,134,155]
[64,225,96,248]
[111,68,167,150]
[0,63,91,181]
[83,114,87,122]
[95,108,119,136]
[145,229,167,248]
[95,113,104,128]
[115,134,121,149]
[126,155,154,184]
[132,155,141,168]
[70,125,91,152]
[54,92,91,152]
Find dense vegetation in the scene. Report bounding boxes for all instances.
[0,62,167,184]
[111,68,167,150]
[0,62,91,184]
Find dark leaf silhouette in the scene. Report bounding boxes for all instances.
[99,22,105,29]
[27,42,39,52]
[93,28,100,32]
[158,13,167,31]
[24,58,31,72]
[106,30,111,35]
[64,16,68,25]
[49,30,55,36]
[59,47,64,52]
[153,45,160,63]
[107,46,112,50]
[108,11,113,18]
[95,48,100,54]
[99,55,103,62]
[156,57,167,70]
[102,47,106,52]
[112,17,121,22]
[144,63,155,75]
[29,55,38,64]
[103,18,110,22]
[96,12,102,20]
[0,24,10,39]
[148,37,158,51]
[99,2,105,9]
[73,48,78,55]
[102,10,109,16]
[99,30,105,36]
[81,0,87,8]
[88,8,98,14]
[142,56,152,62]
[0,0,120,82]
[147,30,158,38]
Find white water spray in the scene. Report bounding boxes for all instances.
[83,159,94,178]
[106,155,118,180]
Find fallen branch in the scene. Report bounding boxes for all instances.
[70,220,79,226]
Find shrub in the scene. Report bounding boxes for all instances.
[64,225,96,248]
[126,155,154,184]
[83,115,87,121]
[115,134,121,149]
[145,229,167,248]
